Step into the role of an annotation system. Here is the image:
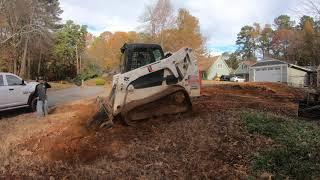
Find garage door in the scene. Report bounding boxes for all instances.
[255,67,282,82]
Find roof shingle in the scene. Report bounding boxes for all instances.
[242,60,257,66]
[251,60,286,67]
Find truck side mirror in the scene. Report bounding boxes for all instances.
[21,80,26,86]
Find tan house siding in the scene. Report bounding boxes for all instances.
[288,67,308,87]
[206,56,231,80]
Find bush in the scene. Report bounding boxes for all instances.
[74,64,102,86]
[242,112,320,179]
[95,78,106,86]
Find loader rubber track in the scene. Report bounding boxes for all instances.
[121,85,192,126]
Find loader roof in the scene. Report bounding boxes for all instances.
[121,43,163,53]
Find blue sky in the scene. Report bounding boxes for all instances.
[60,0,301,55]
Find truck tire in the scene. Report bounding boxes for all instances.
[30,97,38,112]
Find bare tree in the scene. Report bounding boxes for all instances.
[305,0,320,17]
[141,0,174,46]
[0,0,61,78]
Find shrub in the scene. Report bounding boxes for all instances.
[95,78,106,86]
[74,64,102,86]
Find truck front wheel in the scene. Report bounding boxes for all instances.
[30,97,38,112]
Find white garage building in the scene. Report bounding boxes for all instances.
[249,59,313,87]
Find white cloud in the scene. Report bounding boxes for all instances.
[60,0,301,51]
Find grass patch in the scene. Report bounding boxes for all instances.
[49,82,74,90]
[242,112,320,179]
[95,78,106,86]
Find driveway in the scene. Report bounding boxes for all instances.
[47,86,105,107]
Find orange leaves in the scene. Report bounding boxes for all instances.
[87,31,143,70]
[303,20,314,35]
[273,29,295,42]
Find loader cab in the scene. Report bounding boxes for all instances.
[120,43,165,73]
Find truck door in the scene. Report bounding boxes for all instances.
[0,75,8,109]
[5,74,28,106]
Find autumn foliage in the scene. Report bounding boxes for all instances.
[0,0,206,80]
[235,14,320,66]
[86,7,206,70]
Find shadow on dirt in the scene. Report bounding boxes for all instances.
[0,108,31,120]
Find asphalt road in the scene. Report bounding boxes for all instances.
[47,86,105,107]
[0,86,105,119]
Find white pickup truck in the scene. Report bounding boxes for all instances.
[0,72,39,112]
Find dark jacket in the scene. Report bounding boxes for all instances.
[36,82,51,101]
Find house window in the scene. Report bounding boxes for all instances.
[262,68,267,71]
[268,67,274,70]
[217,63,223,69]
[202,71,207,80]
[275,67,281,70]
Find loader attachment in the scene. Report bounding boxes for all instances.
[298,103,320,119]
[86,97,114,129]
[87,86,117,129]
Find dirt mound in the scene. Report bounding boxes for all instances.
[201,83,304,116]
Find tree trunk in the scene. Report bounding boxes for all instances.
[27,55,31,79]
[20,36,29,78]
[79,55,82,73]
[76,44,79,74]
[13,59,17,74]
[38,50,42,76]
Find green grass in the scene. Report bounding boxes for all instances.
[242,112,320,179]
[95,78,106,86]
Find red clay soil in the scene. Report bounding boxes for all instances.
[1,83,304,179]
[201,82,304,116]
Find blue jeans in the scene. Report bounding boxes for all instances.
[37,99,48,117]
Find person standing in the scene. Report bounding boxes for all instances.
[36,77,51,117]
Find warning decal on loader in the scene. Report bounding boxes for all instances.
[147,65,153,72]
[188,75,200,89]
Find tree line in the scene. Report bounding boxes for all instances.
[233,0,320,68]
[0,0,206,81]
[0,0,87,80]
[86,0,206,71]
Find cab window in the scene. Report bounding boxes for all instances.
[0,75,4,86]
[152,49,163,61]
[6,75,22,86]
[131,50,153,71]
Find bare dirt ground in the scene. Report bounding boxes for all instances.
[0,82,305,179]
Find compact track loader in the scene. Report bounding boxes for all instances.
[88,43,200,127]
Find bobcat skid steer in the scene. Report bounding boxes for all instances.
[88,43,201,128]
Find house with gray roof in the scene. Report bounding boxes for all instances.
[198,55,231,80]
[234,60,257,81]
[206,55,231,80]
[249,59,316,87]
